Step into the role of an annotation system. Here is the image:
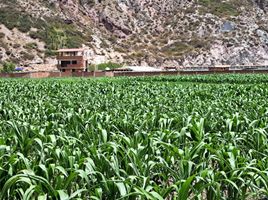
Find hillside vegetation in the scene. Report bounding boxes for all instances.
[0,0,268,68]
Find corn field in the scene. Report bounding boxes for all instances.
[1,75,268,199]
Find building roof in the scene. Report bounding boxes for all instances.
[214,65,231,68]
[122,66,162,72]
[110,68,132,72]
[57,48,85,52]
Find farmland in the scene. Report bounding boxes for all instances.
[1,74,268,199]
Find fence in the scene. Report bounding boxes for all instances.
[1,69,268,78]
[0,71,107,78]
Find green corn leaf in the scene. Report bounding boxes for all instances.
[37,194,47,200]
[178,175,195,200]
[115,182,127,196]
[23,185,36,200]
[57,190,69,200]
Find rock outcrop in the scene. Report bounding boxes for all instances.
[1,0,268,68]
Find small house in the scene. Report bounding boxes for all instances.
[57,48,90,72]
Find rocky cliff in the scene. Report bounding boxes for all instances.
[1,0,268,69]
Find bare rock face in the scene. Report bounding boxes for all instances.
[254,0,268,11]
[0,48,7,61]
[1,0,268,68]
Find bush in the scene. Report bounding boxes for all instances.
[198,0,239,17]
[29,31,44,40]
[24,42,38,50]
[161,42,192,57]
[44,49,57,57]
[1,61,16,73]
[87,64,96,71]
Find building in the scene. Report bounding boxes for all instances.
[210,65,231,71]
[57,48,91,72]
[114,66,162,72]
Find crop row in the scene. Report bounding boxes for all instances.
[0,75,268,199]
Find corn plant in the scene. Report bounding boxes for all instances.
[0,75,268,199]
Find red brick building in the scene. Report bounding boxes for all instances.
[57,48,90,72]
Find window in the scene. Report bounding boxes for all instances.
[61,61,71,67]
[72,61,77,65]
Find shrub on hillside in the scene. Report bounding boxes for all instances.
[198,0,239,17]
[24,42,38,50]
[0,5,92,55]
[0,6,38,33]
[45,49,57,57]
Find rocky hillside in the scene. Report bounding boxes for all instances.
[1,0,268,69]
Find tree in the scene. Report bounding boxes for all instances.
[1,61,16,73]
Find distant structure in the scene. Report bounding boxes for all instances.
[57,48,91,72]
[113,66,163,72]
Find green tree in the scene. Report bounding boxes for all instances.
[1,61,16,73]
[96,62,122,71]
[88,62,123,71]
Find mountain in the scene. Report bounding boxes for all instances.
[1,0,268,70]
